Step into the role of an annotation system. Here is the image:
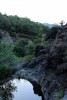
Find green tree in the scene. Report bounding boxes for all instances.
[14,38,28,57]
[0,41,17,79]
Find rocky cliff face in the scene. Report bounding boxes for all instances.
[17,25,67,100]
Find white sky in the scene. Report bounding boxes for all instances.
[0,0,67,24]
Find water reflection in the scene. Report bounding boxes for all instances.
[0,79,44,100]
[0,81,16,100]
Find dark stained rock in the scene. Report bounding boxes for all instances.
[35,44,45,57]
[45,26,61,40]
[56,63,67,75]
[27,59,37,68]
[46,44,65,69]
[63,56,67,62]
[25,24,67,99]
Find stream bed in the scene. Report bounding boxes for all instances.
[0,79,44,100]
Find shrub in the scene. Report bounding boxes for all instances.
[14,45,26,57]
[0,41,17,79]
[26,41,35,55]
[14,38,28,57]
[10,32,16,37]
[56,88,64,99]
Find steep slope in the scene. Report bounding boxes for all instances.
[16,24,67,100]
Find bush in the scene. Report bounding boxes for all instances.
[10,32,16,37]
[14,38,28,57]
[56,88,64,99]
[26,41,35,55]
[14,45,26,57]
[0,41,17,79]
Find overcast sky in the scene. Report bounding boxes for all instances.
[0,0,67,24]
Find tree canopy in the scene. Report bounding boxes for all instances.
[0,13,49,38]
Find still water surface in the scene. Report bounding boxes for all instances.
[0,79,43,100]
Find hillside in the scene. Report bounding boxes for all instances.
[0,13,49,79]
[0,13,67,100]
[0,13,49,39]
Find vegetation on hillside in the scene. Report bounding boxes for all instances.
[0,13,49,38]
[0,13,49,79]
[0,41,17,79]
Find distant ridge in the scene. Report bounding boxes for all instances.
[43,23,54,28]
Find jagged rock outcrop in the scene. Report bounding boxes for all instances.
[19,24,67,100]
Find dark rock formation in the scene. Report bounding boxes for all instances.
[23,24,67,100]
[35,44,45,57]
[45,26,60,40]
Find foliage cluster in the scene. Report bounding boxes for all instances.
[0,13,49,39]
[0,41,17,79]
[56,88,64,100]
